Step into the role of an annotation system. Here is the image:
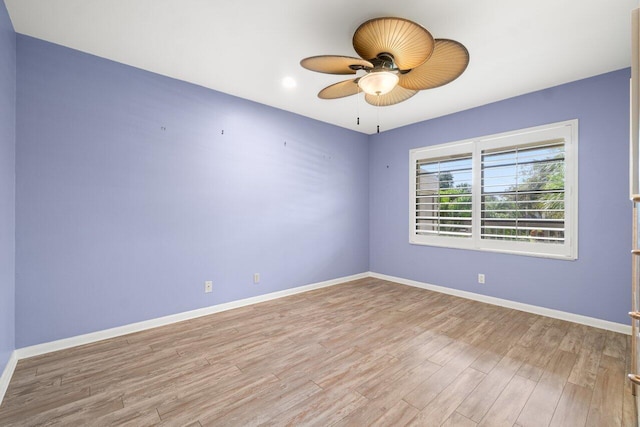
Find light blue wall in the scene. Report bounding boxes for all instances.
[10,33,633,348]
[0,0,16,373]
[369,69,632,324]
[15,35,370,347]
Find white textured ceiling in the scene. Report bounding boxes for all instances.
[4,0,639,134]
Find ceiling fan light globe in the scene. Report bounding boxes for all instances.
[358,71,399,96]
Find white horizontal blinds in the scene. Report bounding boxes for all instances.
[416,154,473,238]
[481,140,565,244]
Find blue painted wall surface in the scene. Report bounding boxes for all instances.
[0,0,16,371]
[15,35,369,347]
[369,69,632,324]
[11,32,632,348]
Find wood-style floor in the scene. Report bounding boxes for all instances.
[0,278,636,426]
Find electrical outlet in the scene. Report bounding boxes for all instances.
[205,281,213,293]
[253,273,260,284]
[478,274,485,284]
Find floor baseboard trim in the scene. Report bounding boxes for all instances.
[15,272,369,360]
[370,272,631,335]
[0,351,18,407]
[8,270,629,387]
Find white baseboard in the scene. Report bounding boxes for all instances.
[13,270,630,362]
[0,351,18,406]
[1,270,632,408]
[15,272,369,360]
[370,272,631,335]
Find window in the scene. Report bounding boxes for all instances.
[416,153,473,238]
[410,120,578,259]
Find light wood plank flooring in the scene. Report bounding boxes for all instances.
[0,278,635,426]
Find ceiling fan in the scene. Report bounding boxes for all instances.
[301,17,469,106]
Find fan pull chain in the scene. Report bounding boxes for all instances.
[376,94,381,133]
[356,84,361,126]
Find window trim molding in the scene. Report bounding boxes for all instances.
[409,119,578,260]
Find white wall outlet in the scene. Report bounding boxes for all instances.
[478,274,485,284]
[205,281,213,293]
[253,273,260,284]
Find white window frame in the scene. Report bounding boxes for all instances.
[409,120,578,260]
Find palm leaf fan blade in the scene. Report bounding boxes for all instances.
[318,79,360,99]
[300,55,373,75]
[398,39,469,91]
